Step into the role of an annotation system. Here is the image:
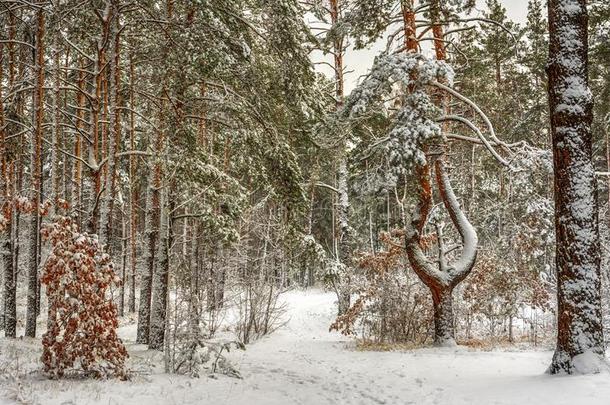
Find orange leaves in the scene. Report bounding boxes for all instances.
[330,229,433,342]
[41,216,128,379]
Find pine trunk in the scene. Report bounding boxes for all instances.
[149,188,171,350]
[431,287,455,347]
[99,3,119,248]
[547,0,605,374]
[128,53,137,314]
[25,10,45,338]
[0,43,16,338]
[136,180,159,344]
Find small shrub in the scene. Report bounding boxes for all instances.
[41,216,128,379]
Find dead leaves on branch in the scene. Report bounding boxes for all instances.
[41,215,128,379]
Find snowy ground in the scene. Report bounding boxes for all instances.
[1,289,610,405]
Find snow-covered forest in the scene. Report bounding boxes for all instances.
[0,0,610,403]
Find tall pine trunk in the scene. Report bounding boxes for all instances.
[547,0,605,374]
[128,52,138,314]
[329,0,351,315]
[25,10,46,338]
[136,175,160,344]
[149,187,171,350]
[1,42,16,338]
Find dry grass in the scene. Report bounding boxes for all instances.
[354,339,427,352]
[354,335,552,352]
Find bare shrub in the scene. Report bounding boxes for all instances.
[331,230,433,344]
[235,280,288,344]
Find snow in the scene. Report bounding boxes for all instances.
[2,289,610,405]
[571,350,609,375]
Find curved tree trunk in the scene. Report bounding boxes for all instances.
[403,0,478,346]
[406,160,477,346]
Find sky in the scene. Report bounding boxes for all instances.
[310,0,531,94]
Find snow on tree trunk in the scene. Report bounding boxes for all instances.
[0,47,16,337]
[136,175,160,344]
[329,0,351,316]
[336,158,351,314]
[25,10,46,339]
[149,188,170,350]
[547,0,606,374]
[432,287,455,347]
[99,1,119,249]
[128,53,137,314]
[1,179,15,338]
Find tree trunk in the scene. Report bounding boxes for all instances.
[136,97,163,343]
[136,178,159,344]
[25,10,45,338]
[431,287,455,346]
[119,211,127,317]
[72,62,85,225]
[329,0,351,315]
[0,43,16,338]
[99,2,120,248]
[547,0,605,374]
[128,52,137,314]
[149,187,171,350]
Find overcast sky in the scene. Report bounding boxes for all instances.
[310,0,531,93]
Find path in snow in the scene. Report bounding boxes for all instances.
[2,289,610,405]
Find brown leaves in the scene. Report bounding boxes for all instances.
[41,216,128,379]
[330,229,433,343]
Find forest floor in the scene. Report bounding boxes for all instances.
[1,289,610,405]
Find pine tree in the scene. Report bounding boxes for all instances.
[547,0,606,374]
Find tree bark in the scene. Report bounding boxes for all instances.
[432,287,455,346]
[128,52,137,314]
[403,0,478,346]
[136,94,163,343]
[547,0,605,374]
[136,175,160,344]
[149,187,171,350]
[329,0,351,315]
[99,1,120,249]
[0,42,16,338]
[25,10,46,338]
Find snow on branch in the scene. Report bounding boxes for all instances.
[437,115,510,166]
[341,52,454,183]
[434,160,478,284]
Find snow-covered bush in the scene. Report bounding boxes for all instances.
[173,334,244,379]
[40,216,128,379]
